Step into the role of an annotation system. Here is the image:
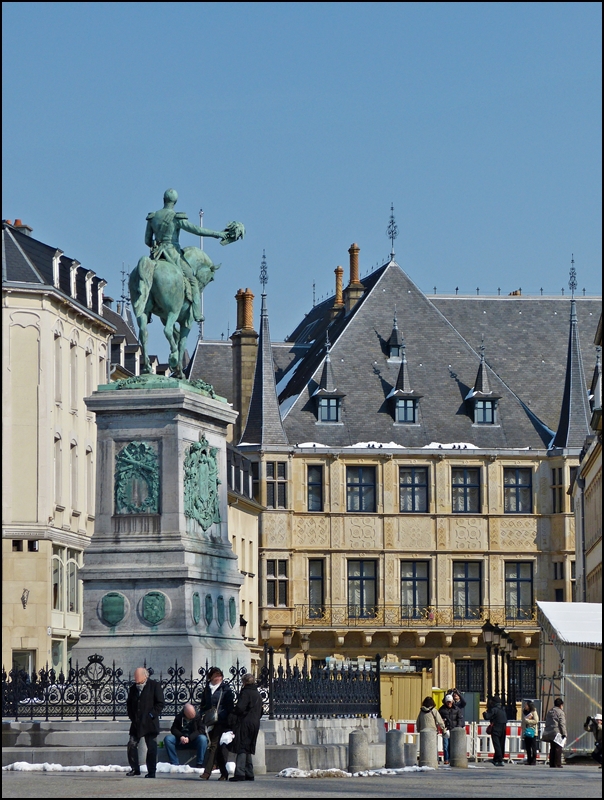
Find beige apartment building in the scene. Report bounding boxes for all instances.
[2,219,115,674]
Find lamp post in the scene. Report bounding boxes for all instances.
[492,624,502,699]
[504,637,514,718]
[283,627,293,675]
[239,614,248,640]
[482,620,495,701]
[260,619,271,671]
[510,643,519,718]
[301,634,310,675]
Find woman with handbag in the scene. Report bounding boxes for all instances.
[483,695,507,766]
[521,701,539,765]
[416,696,446,764]
[198,668,235,780]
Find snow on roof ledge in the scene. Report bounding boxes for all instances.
[345,441,407,449]
[537,601,602,646]
[297,442,328,448]
[423,442,479,449]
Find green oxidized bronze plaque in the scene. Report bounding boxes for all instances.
[114,441,159,514]
[143,591,165,625]
[205,594,213,626]
[217,596,225,627]
[184,433,221,530]
[228,597,237,628]
[102,592,125,626]
[192,592,201,625]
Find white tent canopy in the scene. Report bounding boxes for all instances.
[537,601,602,646]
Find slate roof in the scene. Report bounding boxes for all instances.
[187,340,234,401]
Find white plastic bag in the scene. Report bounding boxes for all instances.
[220,730,235,746]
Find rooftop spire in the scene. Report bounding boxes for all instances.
[552,260,591,449]
[387,203,398,261]
[473,336,492,395]
[239,252,288,446]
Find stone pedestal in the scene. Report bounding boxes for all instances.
[73,377,249,675]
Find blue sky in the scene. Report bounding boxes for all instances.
[3,2,601,358]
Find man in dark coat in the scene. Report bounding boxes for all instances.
[126,667,165,778]
[448,688,467,726]
[163,703,207,767]
[228,673,263,782]
[483,695,508,766]
[199,667,235,780]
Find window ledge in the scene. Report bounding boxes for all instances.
[393,422,421,427]
[315,421,344,425]
[472,423,501,428]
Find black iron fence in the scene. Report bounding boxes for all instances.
[2,651,381,721]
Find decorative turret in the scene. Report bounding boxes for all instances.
[551,259,591,449]
[387,332,422,423]
[387,308,403,359]
[312,333,345,422]
[466,339,500,424]
[238,252,288,446]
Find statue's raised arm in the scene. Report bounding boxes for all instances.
[130,189,245,379]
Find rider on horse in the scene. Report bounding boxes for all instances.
[144,188,226,322]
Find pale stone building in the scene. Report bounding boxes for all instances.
[190,242,601,704]
[2,220,114,674]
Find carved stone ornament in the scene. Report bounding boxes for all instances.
[101,592,125,626]
[217,595,225,627]
[192,592,201,624]
[143,591,165,625]
[184,433,221,530]
[228,596,237,628]
[205,594,214,626]
[114,441,159,515]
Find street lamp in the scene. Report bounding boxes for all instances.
[283,627,293,675]
[239,614,248,640]
[482,620,495,700]
[504,636,514,718]
[260,619,271,670]
[493,625,504,698]
[301,634,310,675]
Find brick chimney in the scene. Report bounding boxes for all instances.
[331,266,345,318]
[13,219,33,236]
[344,243,364,312]
[231,287,258,442]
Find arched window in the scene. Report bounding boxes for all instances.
[52,545,65,611]
[54,331,62,402]
[70,441,78,511]
[85,341,94,397]
[86,446,94,516]
[67,549,81,613]
[70,341,78,410]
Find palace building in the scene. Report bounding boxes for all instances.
[189,242,601,701]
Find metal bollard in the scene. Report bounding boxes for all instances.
[450,727,468,768]
[348,729,370,773]
[404,740,418,767]
[385,729,406,768]
[419,728,438,768]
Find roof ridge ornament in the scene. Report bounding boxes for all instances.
[569,254,577,300]
[260,249,268,293]
[387,203,398,261]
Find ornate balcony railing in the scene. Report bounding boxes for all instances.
[293,604,537,628]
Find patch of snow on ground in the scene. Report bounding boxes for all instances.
[279,766,435,778]
[2,762,216,774]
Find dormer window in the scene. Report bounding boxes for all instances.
[318,396,341,422]
[387,310,403,360]
[474,399,496,424]
[395,397,417,423]
[389,344,401,359]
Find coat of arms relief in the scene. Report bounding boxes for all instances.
[184,433,221,531]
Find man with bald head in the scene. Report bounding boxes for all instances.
[163,702,208,769]
[126,667,165,778]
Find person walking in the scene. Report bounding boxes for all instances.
[584,713,602,767]
[199,668,235,780]
[126,667,165,778]
[521,701,539,765]
[227,673,263,782]
[163,703,207,769]
[439,694,462,765]
[542,697,567,768]
[483,695,507,766]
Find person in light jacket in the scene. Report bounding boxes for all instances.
[542,698,567,768]
[521,701,539,765]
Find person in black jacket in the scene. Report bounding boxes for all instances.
[199,668,235,780]
[483,695,508,766]
[163,703,207,767]
[448,688,467,726]
[439,694,462,764]
[228,673,263,782]
[126,667,165,778]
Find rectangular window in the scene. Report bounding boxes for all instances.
[348,559,377,618]
[474,400,495,424]
[452,467,481,513]
[455,659,485,700]
[395,398,417,423]
[266,461,287,509]
[52,545,64,611]
[12,540,23,552]
[309,559,325,618]
[504,468,533,513]
[251,462,260,503]
[505,562,533,620]
[307,465,324,512]
[399,467,428,512]
[553,562,564,580]
[266,559,288,607]
[27,540,39,552]
[551,467,564,513]
[400,561,429,618]
[453,561,482,619]
[510,659,537,699]
[346,466,376,513]
[318,397,340,422]
[569,467,578,512]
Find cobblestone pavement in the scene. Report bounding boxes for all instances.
[2,763,602,798]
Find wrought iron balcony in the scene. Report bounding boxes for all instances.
[292,604,537,629]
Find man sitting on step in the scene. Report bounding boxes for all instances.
[163,703,208,769]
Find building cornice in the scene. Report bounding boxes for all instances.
[2,282,115,334]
